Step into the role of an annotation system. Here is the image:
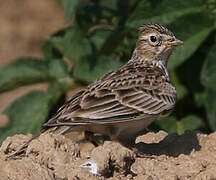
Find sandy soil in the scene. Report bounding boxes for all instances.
[0,130,216,180]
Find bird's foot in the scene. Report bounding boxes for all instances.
[84,131,108,147]
[84,131,99,147]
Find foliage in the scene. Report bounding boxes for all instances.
[1,0,216,143]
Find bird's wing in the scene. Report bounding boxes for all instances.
[44,65,176,127]
[76,82,176,121]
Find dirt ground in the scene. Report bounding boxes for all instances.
[0,0,65,127]
[1,130,216,180]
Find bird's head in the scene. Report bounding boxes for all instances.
[134,24,183,66]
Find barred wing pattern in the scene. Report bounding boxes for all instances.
[44,60,176,127]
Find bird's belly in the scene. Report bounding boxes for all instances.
[86,116,157,139]
[115,116,156,137]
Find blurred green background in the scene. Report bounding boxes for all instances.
[0,0,216,144]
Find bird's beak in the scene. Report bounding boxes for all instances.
[168,38,183,46]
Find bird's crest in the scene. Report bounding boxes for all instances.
[139,23,174,37]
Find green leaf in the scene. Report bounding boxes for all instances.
[176,115,203,134]
[3,91,50,135]
[126,0,204,28]
[204,88,216,130]
[46,82,68,105]
[100,30,127,55]
[60,0,79,21]
[156,116,177,134]
[156,115,203,134]
[42,39,62,60]
[168,26,213,69]
[201,44,216,89]
[194,92,206,108]
[99,0,117,11]
[51,28,91,62]
[89,29,112,51]
[73,56,123,82]
[167,12,214,69]
[0,82,68,144]
[48,59,69,79]
[201,44,216,130]
[170,70,188,100]
[0,58,70,93]
[0,58,49,92]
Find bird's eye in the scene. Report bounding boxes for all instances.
[150,36,157,43]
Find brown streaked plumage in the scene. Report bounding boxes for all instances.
[9,23,183,157]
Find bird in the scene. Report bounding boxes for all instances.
[9,23,183,157]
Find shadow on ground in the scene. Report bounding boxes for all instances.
[135,130,201,157]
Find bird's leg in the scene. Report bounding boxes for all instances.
[84,131,99,147]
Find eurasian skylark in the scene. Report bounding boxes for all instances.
[10,24,183,157]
